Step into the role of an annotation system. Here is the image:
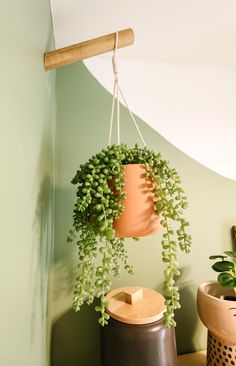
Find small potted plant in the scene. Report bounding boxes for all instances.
[210,251,236,300]
[68,143,191,327]
[197,251,236,365]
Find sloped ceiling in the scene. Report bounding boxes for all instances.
[50,0,236,180]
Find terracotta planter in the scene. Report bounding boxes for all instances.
[113,164,162,238]
[197,281,236,365]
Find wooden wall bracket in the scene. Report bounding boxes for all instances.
[44,28,134,71]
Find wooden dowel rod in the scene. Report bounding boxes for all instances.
[44,28,134,71]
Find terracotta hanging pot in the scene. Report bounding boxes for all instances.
[113,164,162,238]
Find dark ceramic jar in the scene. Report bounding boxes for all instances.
[101,287,177,366]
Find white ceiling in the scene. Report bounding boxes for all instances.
[51,0,236,67]
[50,0,236,180]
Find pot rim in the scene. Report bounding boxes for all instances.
[122,163,147,167]
[198,280,236,304]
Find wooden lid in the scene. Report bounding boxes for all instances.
[105,286,166,325]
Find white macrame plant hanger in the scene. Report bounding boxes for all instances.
[108,32,146,147]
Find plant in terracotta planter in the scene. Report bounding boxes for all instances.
[68,143,191,327]
[210,251,236,298]
[197,280,236,364]
[197,250,236,363]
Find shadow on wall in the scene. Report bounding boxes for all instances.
[53,186,77,307]
[30,76,55,362]
[31,175,54,342]
[174,268,198,355]
[51,304,101,366]
[52,185,101,366]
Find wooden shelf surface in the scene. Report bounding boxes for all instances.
[177,351,206,366]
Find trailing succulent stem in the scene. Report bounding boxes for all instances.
[68,144,191,327]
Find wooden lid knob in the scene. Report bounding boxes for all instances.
[124,288,143,305]
[105,286,166,325]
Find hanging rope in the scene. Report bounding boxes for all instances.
[108,32,119,145]
[118,86,146,147]
[108,32,146,147]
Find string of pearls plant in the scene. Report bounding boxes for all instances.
[68,143,191,327]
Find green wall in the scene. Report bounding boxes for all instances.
[0,1,55,365]
[53,61,236,365]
